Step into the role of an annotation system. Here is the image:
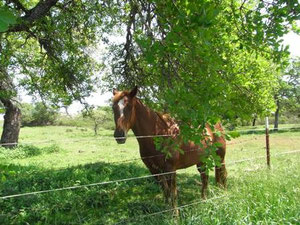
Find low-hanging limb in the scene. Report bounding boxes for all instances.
[3,0,59,33]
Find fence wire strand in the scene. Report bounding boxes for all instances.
[115,194,228,225]
[1,149,299,200]
[0,126,299,147]
[0,134,175,146]
[0,171,177,200]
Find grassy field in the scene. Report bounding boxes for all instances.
[0,125,299,224]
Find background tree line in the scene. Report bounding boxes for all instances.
[0,0,299,149]
[11,102,114,134]
[1,95,298,134]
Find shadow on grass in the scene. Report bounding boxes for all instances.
[0,160,227,225]
[0,161,158,224]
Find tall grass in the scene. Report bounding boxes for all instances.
[0,126,299,224]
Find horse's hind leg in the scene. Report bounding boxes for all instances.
[215,161,227,188]
[197,163,209,199]
[215,147,227,188]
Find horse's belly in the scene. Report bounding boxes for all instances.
[175,148,205,169]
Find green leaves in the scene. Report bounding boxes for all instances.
[291,22,300,35]
[276,57,300,116]
[0,7,17,32]
[0,1,107,106]
[100,0,299,171]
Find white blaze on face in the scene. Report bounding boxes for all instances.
[117,97,128,137]
[118,98,125,117]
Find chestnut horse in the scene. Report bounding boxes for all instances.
[112,87,227,210]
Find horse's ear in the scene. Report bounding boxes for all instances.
[129,86,138,98]
[113,89,118,96]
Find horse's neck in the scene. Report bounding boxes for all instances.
[131,100,168,137]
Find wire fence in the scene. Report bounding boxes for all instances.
[1,126,300,224]
[236,126,300,133]
[0,126,299,147]
[1,149,299,200]
[0,134,269,168]
[0,134,175,146]
[0,135,255,147]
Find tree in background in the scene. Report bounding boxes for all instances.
[274,57,300,130]
[84,106,113,135]
[0,0,110,147]
[21,102,58,126]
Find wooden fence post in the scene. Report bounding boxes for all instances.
[265,117,270,168]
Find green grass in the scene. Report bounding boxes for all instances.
[0,125,300,224]
[235,124,300,134]
[235,123,300,132]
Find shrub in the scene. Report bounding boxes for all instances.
[56,106,115,132]
[227,131,241,138]
[55,114,92,127]
[20,103,34,126]
[21,103,58,126]
[86,107,115,135]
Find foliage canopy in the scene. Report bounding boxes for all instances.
[0,0,109,107]
[102,0,299,143]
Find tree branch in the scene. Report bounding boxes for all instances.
[4,0,59,33]
[6,0,29,13]
[25,0,58,23]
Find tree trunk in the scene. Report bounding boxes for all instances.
[274,100,280,131]
[252,118,256,126]
[0,99,21,148]
[0,58,21,148]
[94,123,98,136]
[252,115,257,126]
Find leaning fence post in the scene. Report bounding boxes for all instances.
[265,117,270,168]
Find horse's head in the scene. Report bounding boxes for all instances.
[112,86,138,144]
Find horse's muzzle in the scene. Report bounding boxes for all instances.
[114,129,126,144]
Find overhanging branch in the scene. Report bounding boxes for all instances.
[6,0,29,13]
[3,0,59,33]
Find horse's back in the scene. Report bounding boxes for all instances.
[174,122,226,170]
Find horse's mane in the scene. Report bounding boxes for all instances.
[155,112,177,127]
[154,111,179,134]
[135,98,177,128]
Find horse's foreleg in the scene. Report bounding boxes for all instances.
[215,147,227,188]
[160,174,171,203]
[197,163,209,199]
[144,162,170,201]
[168,172,178,216]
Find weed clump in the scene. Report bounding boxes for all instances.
[228,131,241,138]
[0,144,62,159]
